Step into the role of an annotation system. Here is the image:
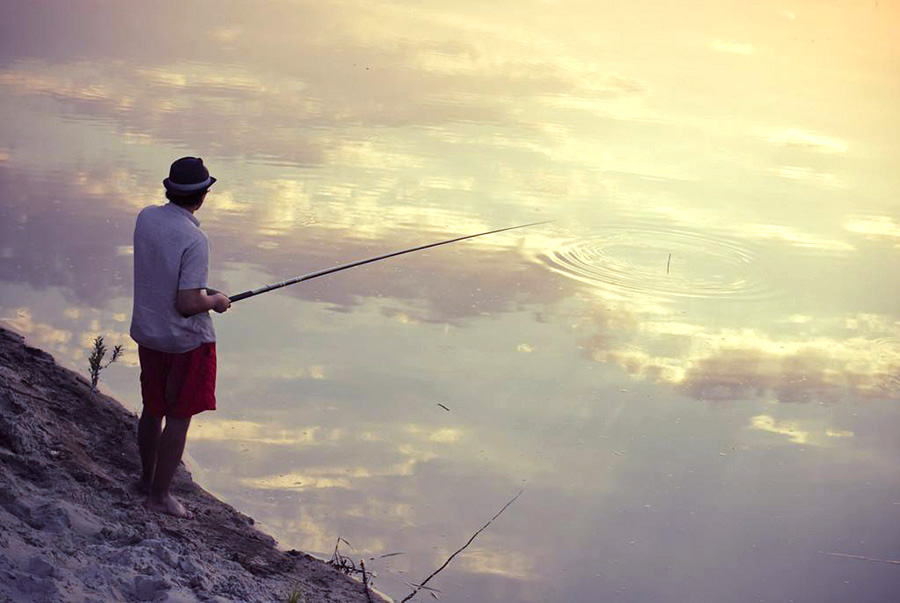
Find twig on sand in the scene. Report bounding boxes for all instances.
[328,537,379,599]
[327,537,357,574]
[360,560,373,603]
[401,490,524,602]
[820,551,900,566]
[666,253,672,274]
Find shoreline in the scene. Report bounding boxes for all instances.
[0,325,386,603]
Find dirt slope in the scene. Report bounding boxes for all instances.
[0,326,385,603]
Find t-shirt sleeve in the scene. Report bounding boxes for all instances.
[178,237,210,290]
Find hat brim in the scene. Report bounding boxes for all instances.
[163,176,216,196]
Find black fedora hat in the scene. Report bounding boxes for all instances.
[163,157,216,196]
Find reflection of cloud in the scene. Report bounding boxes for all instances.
[681,339,898,403]
[765,128,847,154]
[711,40,755,55]
[452,546,536,580]
[191,419,322,446]
[583,318,900,404]
[589,344,684,384]
[209,26,242,45]
[743,223,854,252]
[259,509,352,556]
[252,178,316,235]
[783,314,812,324]
[381,308,420,324]
[0,0,652,167]
[750,414,808,444]
[249,174,503,245]
[0,165,138,306]
[0,66,115,101]
[324,140,426,171]
[229,221,568,322]
[243,473,352,490]
[751,416,856,446]
[845,215,900,243]
[1,305,137,369]
[405,425,464,444]
[78,329,132,353]
[633,202,855,255]
[396,444,438,465]
[242,458,420,491]
[774,166,840,187]
[1,59,324,166]
[253,362,329,381]
[0,160,570,323]
[135,65,268,92]
[260,502,405,558]
[4,308,72,348]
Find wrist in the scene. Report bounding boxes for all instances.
[204,293,218,312]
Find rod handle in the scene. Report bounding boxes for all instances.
[229,290,254,303]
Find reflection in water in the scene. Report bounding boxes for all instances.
[764,127,848,155]
[2,0,900,601]
[846,215,900,245]
[750,414,809,444]
[579,310,900,404]
[540,226,770,300]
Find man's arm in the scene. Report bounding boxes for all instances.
[177,289,231,316]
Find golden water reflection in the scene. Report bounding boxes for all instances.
[2,0,899,601]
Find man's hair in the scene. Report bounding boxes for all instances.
[166,190,207,207]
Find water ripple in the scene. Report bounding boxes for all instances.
[540,227,775,301]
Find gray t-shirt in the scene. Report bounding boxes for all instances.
[130,202,216,353]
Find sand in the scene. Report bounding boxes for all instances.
[0,326,387,603]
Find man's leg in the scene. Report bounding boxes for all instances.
[146,415,192,518]
[137,408,163,492]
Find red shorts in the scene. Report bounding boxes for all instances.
[138,343,217,418]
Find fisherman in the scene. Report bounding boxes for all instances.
[129,157,231,518]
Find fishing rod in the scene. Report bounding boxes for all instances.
[228,220,552,303]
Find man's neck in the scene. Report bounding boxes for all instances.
[171,202,201,213]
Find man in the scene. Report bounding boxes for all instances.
[130,157,231,518]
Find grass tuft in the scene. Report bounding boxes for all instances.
[285,583,307,603]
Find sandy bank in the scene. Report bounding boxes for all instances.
[0,326,386,603]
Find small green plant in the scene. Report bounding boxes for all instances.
[88,335,122,397]
[285,583,307,603]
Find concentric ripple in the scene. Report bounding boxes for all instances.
[872,337,900,361]
[540,227,774,301]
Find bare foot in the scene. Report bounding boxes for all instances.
[145,494,193,519]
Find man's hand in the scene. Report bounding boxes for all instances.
[177,289,231,316]
[211,292,231,313]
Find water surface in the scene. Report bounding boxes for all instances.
[2,1,899,601]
